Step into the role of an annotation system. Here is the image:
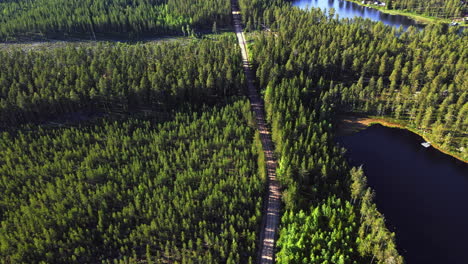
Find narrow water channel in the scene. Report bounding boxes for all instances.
[337,125,468,264]
[293,0,423,29]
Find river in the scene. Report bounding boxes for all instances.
[293,0,423,29]
[337,125,468,264]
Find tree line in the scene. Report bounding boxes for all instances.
[0,35,245,127]
[0,0,232,41]
[386,0,467,18]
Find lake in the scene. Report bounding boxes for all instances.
[293,0,423,29]
[337,125,468,264]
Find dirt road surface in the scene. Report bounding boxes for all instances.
[230,2,281,263]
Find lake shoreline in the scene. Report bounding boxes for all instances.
[337,115,468,164]
[346,0,468,27]
[338,123,468,264]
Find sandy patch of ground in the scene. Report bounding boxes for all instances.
[336,116,404,136]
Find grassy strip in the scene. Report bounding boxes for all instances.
[347,0,468,27]
[338,115,468,163]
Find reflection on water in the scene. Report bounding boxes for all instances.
[337,125,468,264]
[293,0,424,29]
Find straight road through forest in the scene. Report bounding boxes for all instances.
[230,2,281,263]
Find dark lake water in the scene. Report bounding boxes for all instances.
[337,125,468,264]
[293,0,423,29]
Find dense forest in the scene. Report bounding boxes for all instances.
[0,100,265,263]
[252,6,467,160]
[0,34,269,262]
[1,0,466,262]
[256,48,402,263]
[239,0,466,261]
[385,0,468,18]
[0,0,231,41]
[0,35,245,127]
